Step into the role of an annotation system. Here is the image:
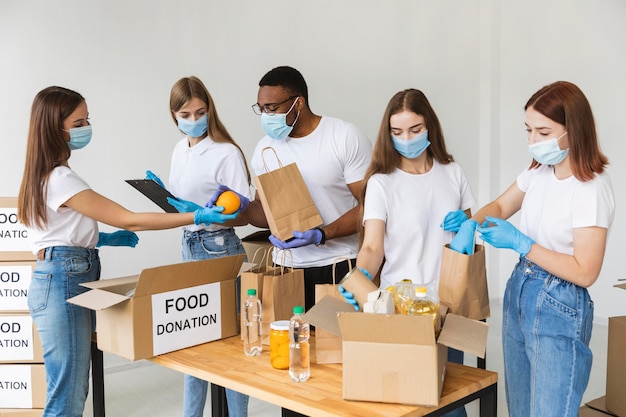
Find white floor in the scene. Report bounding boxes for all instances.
[83,299,609,417]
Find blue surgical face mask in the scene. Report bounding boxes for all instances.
[391,130,430,159]
[260,98,300,140]
[64,125,92,150]
[528,132,568,165]
[177,114,208,138]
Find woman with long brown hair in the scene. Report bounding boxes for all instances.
[18,86,234,417]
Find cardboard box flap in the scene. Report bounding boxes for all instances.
[614,282,626,291]
[68,288,130,310]
[338,312,436,345]
[438,313,488,358]
[303,295,355,336]
[133,254,245,297]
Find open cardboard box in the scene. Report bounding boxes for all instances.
[68,254,245,361]
[605,283,626,416]
[305,296,488,406]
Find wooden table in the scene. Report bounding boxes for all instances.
[149,336,497,417]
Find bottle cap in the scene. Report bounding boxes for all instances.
[293,306,304,314]
[415,287,427,297]
[247,288,257,296]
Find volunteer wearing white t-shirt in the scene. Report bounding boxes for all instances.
[229,66,371,311]
[146,76,252,417]
[450,81,615,417]
[349,88,474,417]
[18,86,233,417]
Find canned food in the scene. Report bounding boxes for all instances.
[269,320,290,370]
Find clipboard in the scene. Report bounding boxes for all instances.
[125,179,179,213]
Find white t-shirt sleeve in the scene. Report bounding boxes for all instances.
[47,167,91,210]
[340,124,372,185]
[362,175,387,224]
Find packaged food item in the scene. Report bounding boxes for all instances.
[270,320,290,370]
[387,280,440,330]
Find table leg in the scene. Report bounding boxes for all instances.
[479,382,497,417]
[91,340,105,417]
[211,384,229,417]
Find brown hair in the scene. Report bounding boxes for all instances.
[362,88,454,201]
[525,81,608,181]
[170,76,251,184]
[18,86,83,228]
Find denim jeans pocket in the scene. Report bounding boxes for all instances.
[28,272,51,313]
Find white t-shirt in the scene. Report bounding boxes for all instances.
[363,160,475,290]
[517,164,615,255]
[251,116,372,267]
[169,136,252,232]
[29,166,99,253]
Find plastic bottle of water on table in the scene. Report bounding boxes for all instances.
[243,288,262,357]
[288,305,310,382]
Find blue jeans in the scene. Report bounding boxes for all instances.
[181,228,249,417]
[28,246,101,417]
[502,257,593,417]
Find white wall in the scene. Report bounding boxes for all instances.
[1,0,624,322]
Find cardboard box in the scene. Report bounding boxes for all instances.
[337,311,487,406]
[0,198,35,262]
[0,410,43,417]
[607,313,626,416]
[0,261,36,313]
[241,229,273,263]
[584,396,618,416]
[0,364,46,409]
[68,254,244,361]
[0,314,43,363]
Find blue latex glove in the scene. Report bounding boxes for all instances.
[338,268,371,312]
[96,231,139,248]
[145,170,166,189]
[477,216,535,256]
[449,219,478,255]
[268,229,322,249]
[440,210,468,232]
[208,185,250,213]
[193,206,238,225]
[166,197,202,213]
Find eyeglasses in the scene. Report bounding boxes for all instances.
[251,96,298,116]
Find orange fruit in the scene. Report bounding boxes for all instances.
[215,190,240,214]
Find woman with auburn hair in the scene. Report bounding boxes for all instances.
[341,88,476,417]
[450,81,615,416]
[18,86,236,417]
[145,76,252,417]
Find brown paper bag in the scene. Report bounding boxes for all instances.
[438,243,490,321]
[314,258,352,364]
[261,250,305,344]
[254,147,323,241]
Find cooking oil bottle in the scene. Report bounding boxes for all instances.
[409,286,439,328]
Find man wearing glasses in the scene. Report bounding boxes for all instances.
[245,65,372,311]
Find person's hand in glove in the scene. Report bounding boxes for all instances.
[145,170,166,189]
[96,230,139,248]
[193,206,238,225]
[477,216,535,256]
[440,210,468,232]
[167,197,202,213]
[208,185,250,213]
[268,228,323,249]
[338,268,372,311]
[449,219,479,255]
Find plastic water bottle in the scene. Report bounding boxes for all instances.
[243,288,262,357]
[288,306,310,382]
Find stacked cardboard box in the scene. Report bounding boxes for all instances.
[0,198,44,416]
[583,283,626,417]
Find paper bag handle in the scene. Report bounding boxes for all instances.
[261,147,284,173]
[250,247,267,267]
[332,257,353,285]
[273,248,294,276]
